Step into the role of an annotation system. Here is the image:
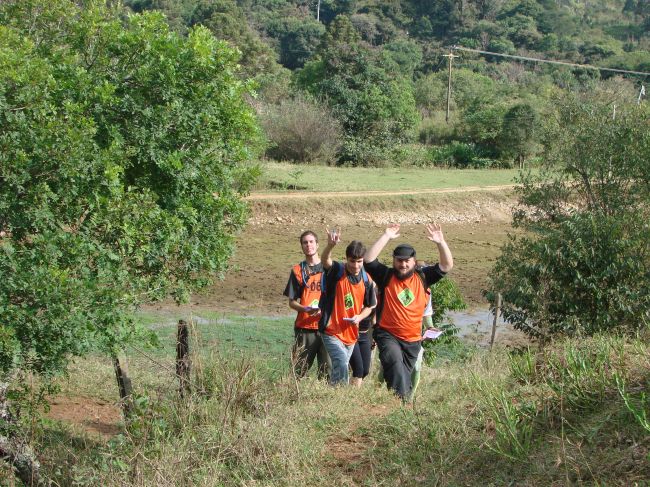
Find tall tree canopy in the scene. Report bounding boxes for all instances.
[295,15,418,164]
[0,0,260,377]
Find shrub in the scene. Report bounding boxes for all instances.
[487,94,650,339]
[423,279,468,365]
[428,142,498,168]
[390,144,431,167]
[260,96,342,165]
[417,115,457,145]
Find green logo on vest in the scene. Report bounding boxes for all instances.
[309,299,319,308]
[397,288,414,307]
[344,292,354,310]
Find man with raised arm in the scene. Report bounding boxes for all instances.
[319,228,377,386]
[364,223,453,400]
[283,230,329,379]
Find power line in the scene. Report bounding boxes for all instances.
[451,46,650,77]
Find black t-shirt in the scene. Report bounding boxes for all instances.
[283,262,324,301]
[364,259,446,291]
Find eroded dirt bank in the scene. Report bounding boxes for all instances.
[153,190,519,316]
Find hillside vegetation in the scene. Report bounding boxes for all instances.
[127,0,649,166]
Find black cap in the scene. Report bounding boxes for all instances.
[393,243,416,259]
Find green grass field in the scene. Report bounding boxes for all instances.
[146,312,294,359]
[253,162,523,192]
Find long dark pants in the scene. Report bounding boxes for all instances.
[292,328,330,379]
[350,330,372,379]
[373,327,421,399]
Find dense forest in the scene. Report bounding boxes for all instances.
[125,0,649,166]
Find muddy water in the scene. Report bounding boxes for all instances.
[447,309,528,347]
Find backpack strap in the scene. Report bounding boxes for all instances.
[318,263,345,333]
[299,261,310,288]
[360,267,369,288]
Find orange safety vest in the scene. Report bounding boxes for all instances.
[292,263,322,330]
[379,273,428,342]
[325,270,372,345]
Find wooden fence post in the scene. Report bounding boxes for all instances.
[176,319,191,398]
[489,293,502,350]
[113,353,133,418]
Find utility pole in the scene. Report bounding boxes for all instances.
[316,0,320,21]
[443,52,458,123]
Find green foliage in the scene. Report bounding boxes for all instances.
[499,102,540,167]
[0,0,260,377]
[428,142,499,169]
[382,37,422,77]
[488,94,650,339]
[480,335,649,463]
[126,0,649,170]
[422,278,468,364]
[266,16,325,69]
[615,374,650,434]
[295,16,418,165]
[415,68,499,114]
[126,0,282,79]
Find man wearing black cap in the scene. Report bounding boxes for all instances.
[363,223,453,399]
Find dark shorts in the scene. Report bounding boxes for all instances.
[350,330,372,379]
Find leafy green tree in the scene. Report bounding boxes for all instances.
[0,0,260,377]
[295,15,418,164]
[579,38,623,63]
[127,0,282,79]
[383,38,423,77]
[499,14,541,48]
[499,102,539,167]
[460,102,508,153]
[487,94,650,340]
[266,16,325,69]
[319,0,357,24]
[188,0,281,77]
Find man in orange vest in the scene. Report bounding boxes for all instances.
[364,223,453,400]
[283,230,329,379]
[319,229,377,386]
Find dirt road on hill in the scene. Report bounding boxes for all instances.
[246,184,516,200]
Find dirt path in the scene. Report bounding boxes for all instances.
[246,184,516,200]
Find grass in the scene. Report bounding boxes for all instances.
[252,161,523,192]
[12,321,649,486]
[144,311,295,359]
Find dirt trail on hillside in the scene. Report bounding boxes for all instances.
[246,184,516,200]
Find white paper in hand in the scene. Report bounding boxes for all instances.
[423,329,443,340]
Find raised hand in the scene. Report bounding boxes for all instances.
[326,226,341,246]
[384,223,401,240]
[426,223,445,244]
